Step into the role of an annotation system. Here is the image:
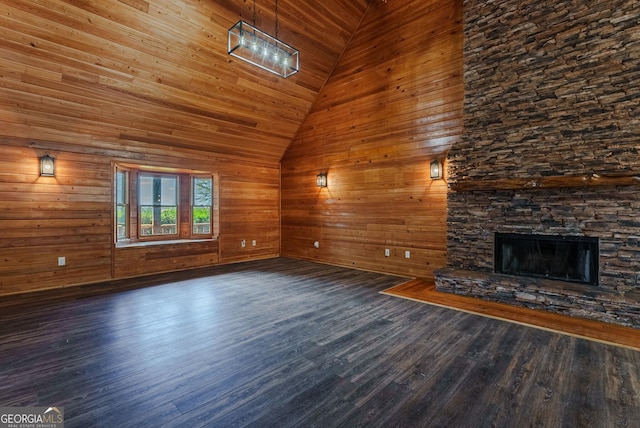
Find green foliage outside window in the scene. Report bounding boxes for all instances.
[161,207,177,225]
[193,206,211,223]
[140,206,152,225]
[140,207,177,225]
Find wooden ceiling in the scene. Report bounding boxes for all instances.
[0,0,381,161]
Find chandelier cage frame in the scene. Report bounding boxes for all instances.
[227,0,299,78]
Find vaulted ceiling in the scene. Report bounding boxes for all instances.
[0,0,380,161]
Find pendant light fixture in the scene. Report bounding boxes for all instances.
[228,0,299,78]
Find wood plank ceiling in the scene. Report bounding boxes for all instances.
[0,0,377,161]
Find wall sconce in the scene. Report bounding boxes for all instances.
[316,172,327,188]
[430,159,442,180]
[40,153,55,177]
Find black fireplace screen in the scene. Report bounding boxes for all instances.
[494,233,598,285]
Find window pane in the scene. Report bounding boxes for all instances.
[193,178,212,205]
[193,207,211,234]
[139,175,154,205]
[140,206,153,236]
[116,206,127,239]
[161,177,177,205]
[116,172,126,204]
[192,177,212,235]
[115,170,128,241]
[139,206,178,235]
[161,207,177,226]
[139,175,177,205]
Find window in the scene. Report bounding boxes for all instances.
[192,177,212,235]
[115,170,128,240]
[114,164,217,244]
[139,174,178,236]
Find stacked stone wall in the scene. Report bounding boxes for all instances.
[452,0,640,182]
[439,0,640,327]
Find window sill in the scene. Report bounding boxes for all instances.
[115,238,218,248]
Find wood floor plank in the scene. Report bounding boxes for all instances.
[0,258,639,427]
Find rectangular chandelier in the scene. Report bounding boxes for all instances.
[228,20,299,78]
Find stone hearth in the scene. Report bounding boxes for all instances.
[435,268,640,326]
[436,186,640,327]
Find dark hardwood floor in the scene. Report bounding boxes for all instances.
[1,258,639,427]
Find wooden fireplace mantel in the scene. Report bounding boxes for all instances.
[450,173,640,192]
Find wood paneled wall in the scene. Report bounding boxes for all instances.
[281,0,464,281]
[0,0,367,296]
[0,0,464,295]
[0,138,280,295]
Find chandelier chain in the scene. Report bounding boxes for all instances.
[252,0,256,26]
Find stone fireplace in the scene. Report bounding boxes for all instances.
[434,0,640,327]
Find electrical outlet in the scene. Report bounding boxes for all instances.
[384,249,390,257]
[241,240,246,248]
[404,250,410,259]
[252,240,257,247]
[58,256,66,266]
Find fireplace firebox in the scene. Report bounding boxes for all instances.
[494,233,599,286]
